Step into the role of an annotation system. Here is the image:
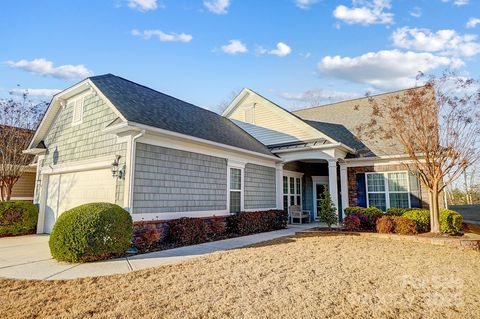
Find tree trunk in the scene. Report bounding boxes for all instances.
[429,185,441,233]
[4,181,13,201]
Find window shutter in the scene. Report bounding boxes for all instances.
[356,173,367,207]
[409,171,422,208]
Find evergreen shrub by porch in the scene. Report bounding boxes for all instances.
[401,208,463,234]
[0,201,38,237]
[226,210,287,236]
[376,216,395,233]
[439,209,463,234]
[386,207,413,216]
[317,191,337,229]
[167,217,207,245]
[343,214,361,231]
[49,203,132,262]
[393,217,418,235]
[344,206,383,230]
[403,209,430,232]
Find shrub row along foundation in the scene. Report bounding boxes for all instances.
[133,210,288,251]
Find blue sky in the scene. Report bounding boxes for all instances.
[1,0,479,112]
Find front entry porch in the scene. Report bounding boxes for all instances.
[278,159,349,223]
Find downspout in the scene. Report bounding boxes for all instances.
[128,130,145,214]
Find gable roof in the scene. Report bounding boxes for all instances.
[303,120,374,158]
[222,88,356,153]
[292,88,427,157]
[30,74,275,157]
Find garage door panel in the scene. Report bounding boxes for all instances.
[44,169,116,233]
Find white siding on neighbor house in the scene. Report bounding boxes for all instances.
[133,143,228,214]
[226,90,327,146]
[42,93,127,205]
[244,163,276,209]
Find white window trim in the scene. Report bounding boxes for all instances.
[71,95,86,126]
[365,171,411,210]
[244,105,255,124]
[227,161,245,213]
[283,171,303,210]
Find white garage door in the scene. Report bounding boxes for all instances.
[43,169,116,233]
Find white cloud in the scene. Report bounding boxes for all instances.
[392,27,480,57]
[442,0,469,5]
[221,40,247,54]
[280,89,361,103]
[5,58,93,80]
[258,42,292,57]
[333,0,394,26]
[10,88,61,98]
[295,0,318,9]
[131,29,193,42]
[409,6,422,18]
[127,0,158,12]
[318,50,462,90]
[204,0,230,14]
[466,17,480,29]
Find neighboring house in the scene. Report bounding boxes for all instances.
[25,74,428,234]
[10,167,36,201]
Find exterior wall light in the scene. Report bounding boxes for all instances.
[111,155,125,179]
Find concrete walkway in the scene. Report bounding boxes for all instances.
[0,223,319,280]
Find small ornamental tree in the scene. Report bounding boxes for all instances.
[318,191,338,229]
[356,72,480,233]
[0,90,44,200]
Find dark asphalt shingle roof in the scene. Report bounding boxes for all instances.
[304,120,375,158]
[90,74,274,157]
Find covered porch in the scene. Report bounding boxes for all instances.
[272,143,351,223]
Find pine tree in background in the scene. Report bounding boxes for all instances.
[318,191,337,229]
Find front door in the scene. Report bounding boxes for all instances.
[314,182,328,220]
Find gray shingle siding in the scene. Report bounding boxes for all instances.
[244,163,276,209]
[133,143,228,214]
[42,93,127,205]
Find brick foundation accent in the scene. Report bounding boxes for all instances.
[133,216,227,244]
[347,165,431,209]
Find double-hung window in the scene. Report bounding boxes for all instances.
[283,172,302,210]
[366,172,410,211]
[229,168,242,213]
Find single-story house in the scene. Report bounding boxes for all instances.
[26,74,428,234]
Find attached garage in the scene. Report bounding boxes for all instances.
[42,168,116,233]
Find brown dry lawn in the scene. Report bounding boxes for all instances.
[1,235,479,319]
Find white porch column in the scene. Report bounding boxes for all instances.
[339,163,349,220]
[275,163,284,210]
[328,160,338,215]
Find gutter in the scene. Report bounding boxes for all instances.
[128,129,146,214]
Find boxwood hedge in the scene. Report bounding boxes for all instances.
[0,201,38,236]
[49,202,132,262]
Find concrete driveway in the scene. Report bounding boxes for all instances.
[0,223,318,280]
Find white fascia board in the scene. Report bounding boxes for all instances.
[221,88,250,117]
[27,80,92,150]
[129,122,281,163]
[27,79,128,151]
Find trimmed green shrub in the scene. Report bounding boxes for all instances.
[318,191,337,229]
[386,207,413,216]
[343,214,361,231]
[167,217,207,245]
[393,217,418,235]
[49,203,132,262]
[403,209,430,232]
[376,216,395,233]
[344,206,383,217]
[440,209,463,234]
[227,210,287,236]
[0,201,38,236]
